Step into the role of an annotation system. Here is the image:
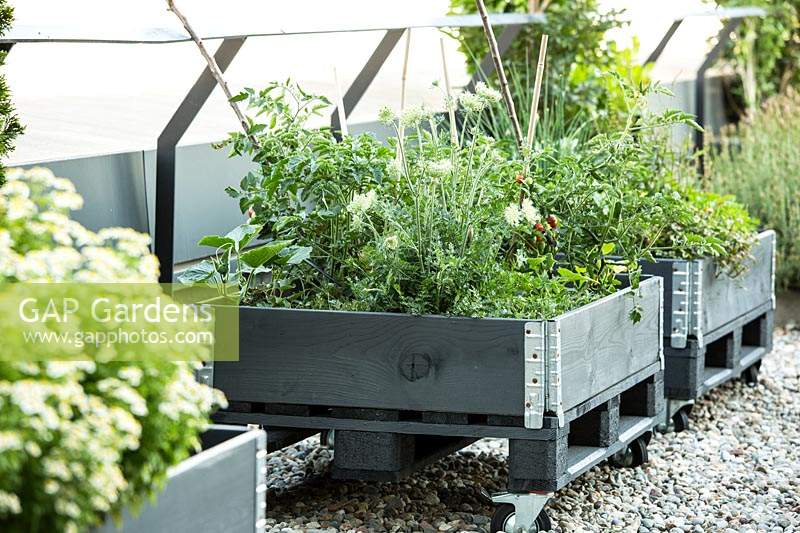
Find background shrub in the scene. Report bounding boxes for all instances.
[706,90,800,289]
[0,1,24,185]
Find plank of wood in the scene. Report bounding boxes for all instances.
[557,277,662,413]
[215,310,526,416]
[700,231,775,334]
[93,429,264,533]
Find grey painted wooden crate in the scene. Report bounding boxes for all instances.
[94,426,266,533]
[212,276,664,431]
[641,230,776,350]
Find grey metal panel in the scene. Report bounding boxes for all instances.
[143,143,258,264]
[94,428,265,533]
[17,152,148,234]
[3,14,544,44]
[555,277,662,414]
[700,230,775,334]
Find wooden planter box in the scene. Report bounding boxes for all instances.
[94,426,266,533]
[640,230,776,413]
[642,230,775,350]
[211,277,664,499]
[211,277,664,432]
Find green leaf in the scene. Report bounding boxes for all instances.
[198,235,234,249]
[176,260,217,284]
[601,242,615,255]
[239,240,293,268]
[280,246,312,265]
[229,92,248,103]
[225,224,263,250]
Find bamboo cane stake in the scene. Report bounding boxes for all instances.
[474,0,524,150]
[526,34,548,151]
[397,30,411,159]
[333,66,349,137]
[400,30,412,112]
[166,0,260,148]
[440,37,459,147]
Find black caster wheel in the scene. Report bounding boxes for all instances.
[490,504,552,533]
[642,430,653,445]
[743,362,761,385]
[672,407,691,433]
[610,435,649,468]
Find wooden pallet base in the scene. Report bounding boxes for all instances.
[214,370,664,492]
[331,433,477,482]
[665,309,773,401]
[509,372,663,492]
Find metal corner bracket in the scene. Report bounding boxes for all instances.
[196,360,214,388]
[523,320,564,430]
[670,260,704,349]
[523,322,546,429]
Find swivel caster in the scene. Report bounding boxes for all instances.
[610,434,649,468]
[671,406,692,433]
[490,491,552,533]
[491,504,551,532]
[743,361,761,385]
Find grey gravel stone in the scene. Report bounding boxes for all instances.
[263,328,800,532]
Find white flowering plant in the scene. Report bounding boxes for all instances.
[0,168,227,532]
[198,81,607,318]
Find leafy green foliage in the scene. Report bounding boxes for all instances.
[707,89,800,288]
[449,0,648,130]
[200,82,626,318]
[512,79,758,281]
[177,222,310,301]
[0,2,24,185]
[714,0,800,110]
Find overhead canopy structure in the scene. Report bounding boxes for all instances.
[0,13,544,44]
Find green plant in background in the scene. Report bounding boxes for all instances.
[449,0,649,132]
[0,168,227,532]
[713,0,800,112]
[707,90,800,289]
[0,1,24,186]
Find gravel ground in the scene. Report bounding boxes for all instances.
[264,328,800,533]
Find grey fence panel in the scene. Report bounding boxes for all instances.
[143,143,257,264]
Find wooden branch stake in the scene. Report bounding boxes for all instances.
[440,37,459,147]
[526,34,548,151]
[474,0,523,150]
[166,0,259,148]
[333,66,349,136]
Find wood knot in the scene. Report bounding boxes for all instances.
[399,352,432,382]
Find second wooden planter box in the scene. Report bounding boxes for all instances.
[640,230,776,430]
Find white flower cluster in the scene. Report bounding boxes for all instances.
[0,168,159,282]
[0,168,229,531]
[347,190,377,229]
[459,82,503,114]
[504,198,541,228]
[427,159,453,179]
